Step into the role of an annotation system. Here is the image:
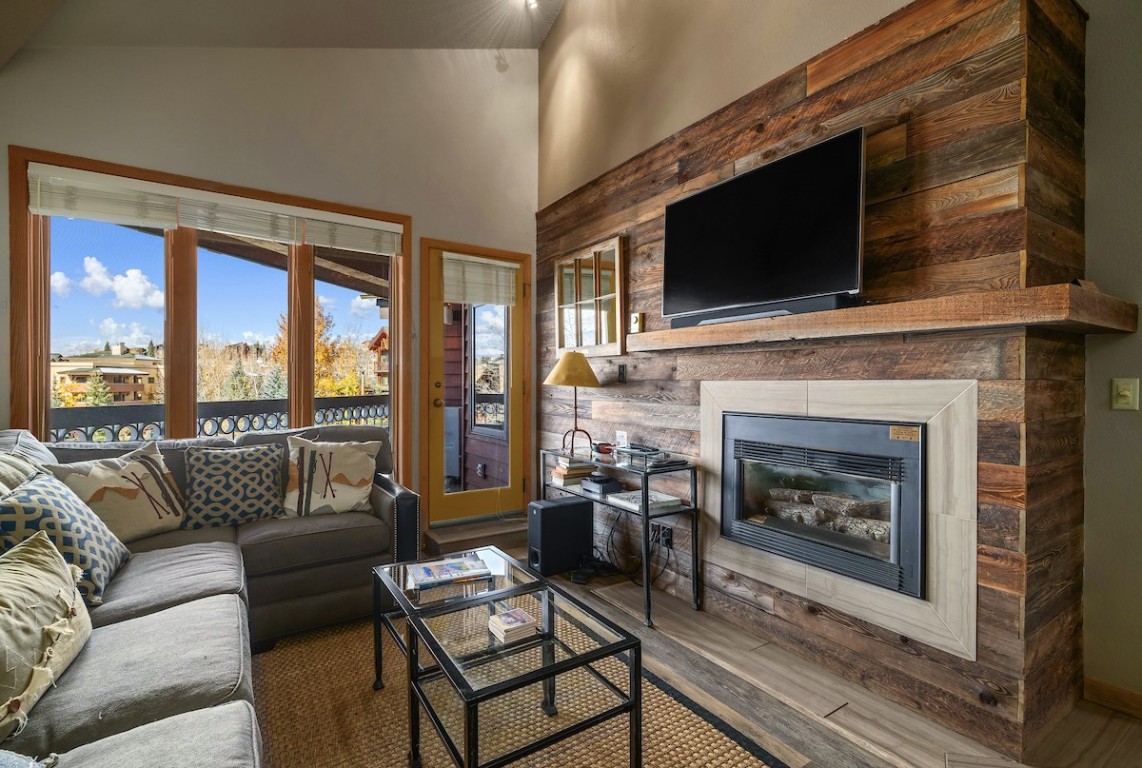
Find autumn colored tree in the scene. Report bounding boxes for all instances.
[269,305,369,398]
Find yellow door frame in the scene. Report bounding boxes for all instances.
[419,238,532,525]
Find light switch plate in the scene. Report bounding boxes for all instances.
[615,430,629,447]
[1111,378,1140,410]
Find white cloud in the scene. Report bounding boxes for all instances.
[79,257,164,309]
[97,318,154,347]
[112,268,164,309]
[350,296,376,318]
[242,331,273,345]
[317,295,335,310]
[50,271,72,297]
[80,256,113,295]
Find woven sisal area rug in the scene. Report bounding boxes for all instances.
[253,620,786,767]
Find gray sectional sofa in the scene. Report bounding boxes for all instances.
[0,425,420,766]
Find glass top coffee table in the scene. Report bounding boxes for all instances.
[373,546,642,768]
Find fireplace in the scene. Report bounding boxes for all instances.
[722,414,925,597]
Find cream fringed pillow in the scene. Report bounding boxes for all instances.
[0,531,92,741]
[44,443,184,543]
[283,437,381,516]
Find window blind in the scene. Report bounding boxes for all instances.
[442,252,520,307]
[27,163,402,255]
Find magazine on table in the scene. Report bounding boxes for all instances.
[605,489,683,513]
[409,555,492,589]
[488,607,538,642]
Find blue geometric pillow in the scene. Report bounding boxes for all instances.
[0,473,130,606]
[183,444,284,528]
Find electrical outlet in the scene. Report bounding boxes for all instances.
[615,430,628,447]
[651,523,673,549]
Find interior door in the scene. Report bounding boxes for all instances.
[422,240,530,524]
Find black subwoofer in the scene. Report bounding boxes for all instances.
[527,497,594,576]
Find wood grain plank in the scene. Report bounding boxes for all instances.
[862,251,1023,303]
[864,166,1022,242]
[866,121,1027,206]
[804,0,1006,95]
[907,80,1025,154]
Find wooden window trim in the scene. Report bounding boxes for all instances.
[165,227,198,438]
[288,243,315,428]
[8,146,414,486]
[554,235,626,357]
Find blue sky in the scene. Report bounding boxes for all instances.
[49,218,383,355]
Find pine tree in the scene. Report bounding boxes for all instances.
[85,372,113,406]
[103,341,112,353]
[263,366,288,399]
[147,339,156,357]
[223,359,255,401]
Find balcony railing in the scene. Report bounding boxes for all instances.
[48,394,390,443]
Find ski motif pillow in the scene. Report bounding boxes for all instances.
[283,437,381,516]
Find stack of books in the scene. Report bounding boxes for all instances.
[549,457,596,487]
[408,555,492,589]
[605,489,683,513]
[488,607,538,643]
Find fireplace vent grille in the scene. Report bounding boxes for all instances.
[733,440,904,482]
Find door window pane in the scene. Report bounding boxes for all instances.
[48,218,166,442]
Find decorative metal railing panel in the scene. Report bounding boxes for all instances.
[49,395,390,443]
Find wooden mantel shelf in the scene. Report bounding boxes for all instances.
[626,284,1138,353]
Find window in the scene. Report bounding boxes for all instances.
[11,150,410,474]
[554,235,625,356]
[471,304,508,436]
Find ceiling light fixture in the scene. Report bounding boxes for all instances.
[528,0,538,10]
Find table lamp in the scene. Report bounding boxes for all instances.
[543,351,600,456]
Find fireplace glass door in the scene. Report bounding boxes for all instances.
[722,414,924,598]
[740,461,898,564]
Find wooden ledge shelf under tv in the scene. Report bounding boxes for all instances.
[626,284,1138,354]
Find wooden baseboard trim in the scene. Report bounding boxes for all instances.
[1085,677,1142,720]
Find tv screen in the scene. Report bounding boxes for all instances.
[662,127,865,322]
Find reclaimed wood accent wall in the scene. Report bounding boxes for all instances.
[535,0,1087,759]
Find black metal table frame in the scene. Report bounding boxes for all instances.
[539,448,702,626]
[373,549,643,768]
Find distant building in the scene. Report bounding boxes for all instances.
[365,327,390,393]
[50,350,163,405]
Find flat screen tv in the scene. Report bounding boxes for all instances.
[662,127,865,327]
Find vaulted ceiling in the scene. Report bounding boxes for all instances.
[1,0,564,70]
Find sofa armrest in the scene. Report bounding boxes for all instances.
[371,474,421,563]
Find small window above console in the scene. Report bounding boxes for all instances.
[554,235,626,357]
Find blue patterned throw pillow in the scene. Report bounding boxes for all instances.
[0,473,130,606]
[183,444,285,528]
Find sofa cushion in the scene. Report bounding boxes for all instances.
[0,454,38,493]
[0,474,130,605]
[51,700,262,768]
[45,437,235,496]
[184,444,284,528]
[0,532,92,741]
[43,443,185,543]
[283,436,381,516]
[237,512,390,577]
[0,431,55,467]
[3,593,252,756]
[128,524,237,553]
[237,423,394,479]
[89,542,247,628]
[0,750,50,767]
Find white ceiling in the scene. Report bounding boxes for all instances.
[5,0,564,67]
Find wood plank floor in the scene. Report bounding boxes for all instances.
[560,577,1142,768]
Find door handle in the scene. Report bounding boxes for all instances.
[433,398,444,407]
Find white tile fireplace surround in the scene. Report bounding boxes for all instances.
[700,380,978,660]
